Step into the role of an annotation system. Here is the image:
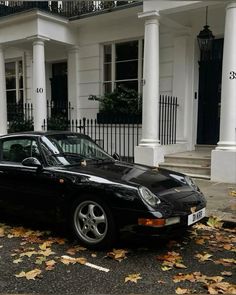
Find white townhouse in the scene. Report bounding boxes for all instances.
[0,0,235,183]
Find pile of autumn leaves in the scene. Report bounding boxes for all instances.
[0,216,235,294]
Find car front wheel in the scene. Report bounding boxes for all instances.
[71,196,116,249]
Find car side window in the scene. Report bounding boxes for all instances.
[1,138,42,164]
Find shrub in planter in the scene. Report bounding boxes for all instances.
[89,86,142,123]
[8,117,33,133]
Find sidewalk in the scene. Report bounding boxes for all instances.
[195,179,236,224]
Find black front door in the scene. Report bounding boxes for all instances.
[197,39,223,145]
[50,62,68,119]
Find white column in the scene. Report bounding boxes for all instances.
[140,13,160,146]
[32,39,47,131]
[135,11,164,166]
[67,46,80,121]
[217,2,236,150]
[0,45,7,135]
[211,2,236,183]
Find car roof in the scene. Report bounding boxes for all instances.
[0,131,85,139]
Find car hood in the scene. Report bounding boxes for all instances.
[56,160,191,196]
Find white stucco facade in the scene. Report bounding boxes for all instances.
[0,1,235,183]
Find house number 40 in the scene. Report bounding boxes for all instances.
[229,71,236,80]
[36,88,44,93]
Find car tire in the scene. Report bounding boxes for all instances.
[70,195,117,249]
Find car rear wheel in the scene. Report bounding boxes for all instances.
[71,196,117,249]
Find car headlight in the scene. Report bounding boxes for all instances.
[139,186,161,208]
[185,176,199,191]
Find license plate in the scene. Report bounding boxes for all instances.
[188,208,206,226]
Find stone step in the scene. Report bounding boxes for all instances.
[195,144,216,151]
[159,162,211,176]
[164,154,211,166]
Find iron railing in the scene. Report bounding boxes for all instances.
[7,95,178,160]
[0,1,141,18]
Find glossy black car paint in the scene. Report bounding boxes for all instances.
[0,132,206,233]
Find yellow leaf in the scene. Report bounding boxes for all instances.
[161,265,172,271]
[107,249,128,262]
[207,216,223,229]
[124,273,142,283]
[191,207,196,213]
[13,258,23,264]
[35,256,47,265]
[175,287,189,294]
[39,241,53,250]
[39,248,55,257]
[15,269,41,280]
[229,190,236,197]
[20,251,38,258]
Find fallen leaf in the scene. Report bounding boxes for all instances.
[39,241,53,250]
[221,271,232,277]
[175,263,187,269]
[195,253,213,262]
[91,253,97,258]
[13,258,23,264]
[207,216,223,229]
[175,287,189,294]
[191,207,196,213]
[157,280,165,284]
[195,238,205,245]
[20,251,38,258]
[39,248,55,257]
[124,273,142,283]
[35,256,47,265]
[45,259,56,270]
[0,228,5,238]
[229,190,236,197]
[15,269,41,280]
[107,249,128,262]
[161,265,172,271]
[60,255,87,265]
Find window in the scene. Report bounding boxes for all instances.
[5,60,24,120]
[2,138,41,163]
[103,40,143,94]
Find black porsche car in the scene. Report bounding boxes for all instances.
[0,131,206,248]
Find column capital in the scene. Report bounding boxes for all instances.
[138,10,160,21]
[27,35,50,45]
[226,2,236,10]
[67,45,80,53]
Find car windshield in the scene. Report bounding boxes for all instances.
[40,133,114,166]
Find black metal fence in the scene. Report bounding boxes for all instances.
[8,95,178,161]
[0,1,141,18]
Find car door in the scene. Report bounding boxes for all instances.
[0,136,65,221]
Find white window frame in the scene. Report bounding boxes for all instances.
[5,59,24,104]
[102,38,143,94]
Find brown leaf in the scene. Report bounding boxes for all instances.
[195,238,205,245]
[60,255,87,265]
[45,259,56,271]
[15,269,41,280]
[107,249,128,262]
[39,241,53,250]
[0,228,5,238]
[20,251,38,258]
[221,271,232,277]
[191,207,196,213]
[13,258,23,264]
[175,263,187,269]
[195,253,213,262]
[175,287,189,294]
[124,273,142,283]
[229,190,236,197]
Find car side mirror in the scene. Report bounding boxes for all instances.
[112,152,120,161]
[22,157,42,169]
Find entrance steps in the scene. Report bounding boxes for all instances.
[159,145,216,179]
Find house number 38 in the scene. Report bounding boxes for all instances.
[229,71,236,80]
[36,88,44,93]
